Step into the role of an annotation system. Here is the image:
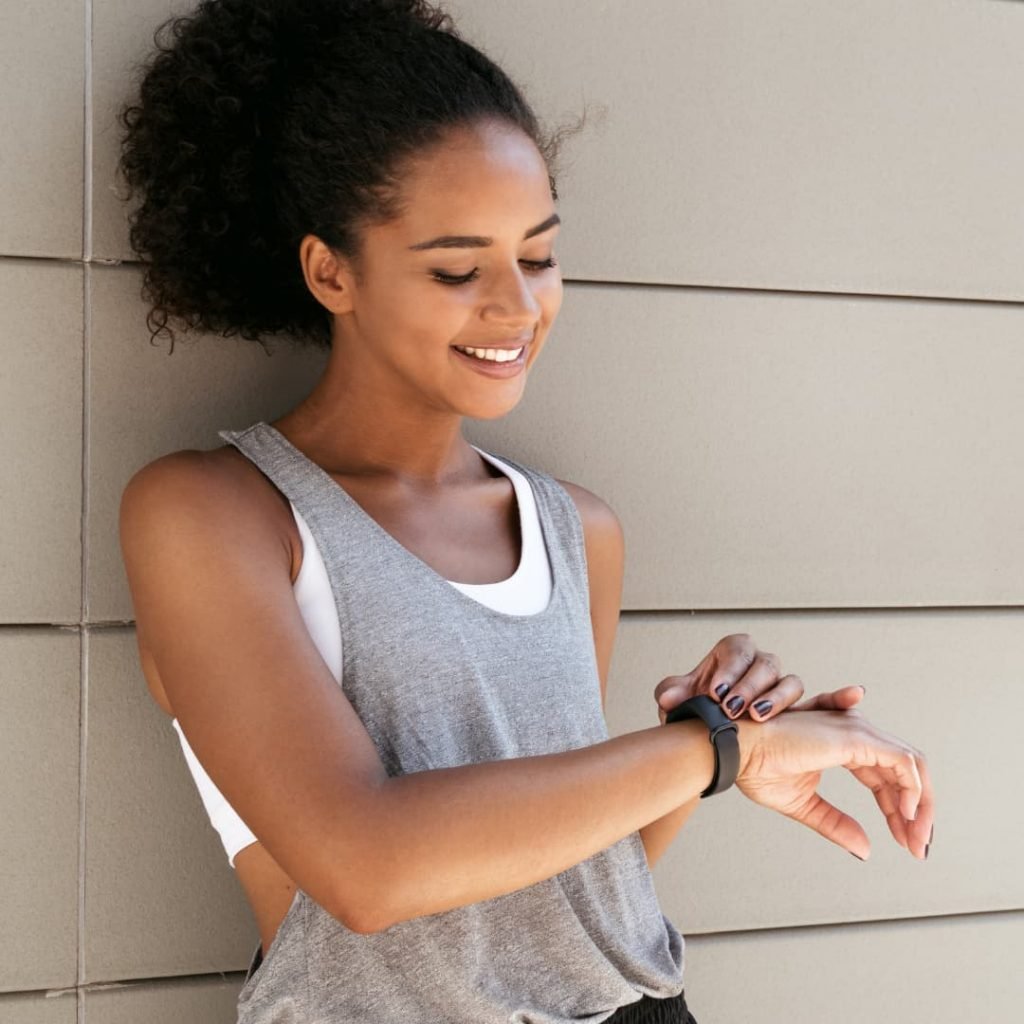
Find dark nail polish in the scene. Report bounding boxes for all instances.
[849,851,865,861]
[924,843,930,860]
[715,683,729,699]
[753,700,773,717]
[726,695,744,714]
[929,823,934,844]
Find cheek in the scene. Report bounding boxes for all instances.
[541,278,563,320]
[533,279,563,340]
[371,277,464,341]
[392,287,472,359]
[408,274,477,319]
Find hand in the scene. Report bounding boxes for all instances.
[654,633,866,724]
[733,708,934,862]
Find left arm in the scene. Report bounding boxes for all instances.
[558,481,700,869]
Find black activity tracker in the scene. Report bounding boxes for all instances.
[664,694,740,797]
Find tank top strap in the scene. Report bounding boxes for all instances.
[470,448,592,617]
[216,421,332,511]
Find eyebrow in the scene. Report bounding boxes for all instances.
[407,212,561,251]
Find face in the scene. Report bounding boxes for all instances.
[304,120,563,422]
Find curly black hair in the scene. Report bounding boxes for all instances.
[116,0,587,353]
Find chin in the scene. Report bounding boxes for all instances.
[459,391,527,421]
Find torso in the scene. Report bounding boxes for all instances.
[140,436,590,957]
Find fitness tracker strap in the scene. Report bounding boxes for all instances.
[664,694,740,798]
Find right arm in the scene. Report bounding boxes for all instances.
[119,454,738,935]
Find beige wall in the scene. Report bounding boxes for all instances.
[2,0,1021,1020]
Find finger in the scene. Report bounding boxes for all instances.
[849,765,912,853]
[852,741,924,824]
[654,674,693,709]
[842,715,930,849]
[792,685,866,712]
[787,788,871,861]
[715,651,786,719]
[744,674,806,722]
[904,750,934,860]
[834,684,866,708]
[703,636,758,705]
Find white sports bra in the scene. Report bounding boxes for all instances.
[170,445,553,867]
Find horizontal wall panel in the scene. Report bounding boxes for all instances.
[450,0,1024,301]
[86,264,325,624]
[0,630,80,993]
[469,283,1024,609]
[84,628,256,983]
[0,1,83,257]
[0,990,76,1024]
[92,0,1024,302]
[605,610,1022,933]
[84,974,242,1024]
[682,911,1023,1024]
[0,260,83,624]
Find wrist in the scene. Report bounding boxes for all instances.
[664,695,741,798]
[734,716,760,776]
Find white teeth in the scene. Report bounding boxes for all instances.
[454,345,524,363]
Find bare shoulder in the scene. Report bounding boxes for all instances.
[123,443,268,509]
[120,444,298,579]
[119,445,300,717]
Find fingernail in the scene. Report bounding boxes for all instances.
[715,683,729,699]
[859,685,867,694]
[753,700,772,717]
[849,851,865,861]
[726,695,744,714]
[925,823,933,859]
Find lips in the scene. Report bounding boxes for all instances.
[451,342,528,377]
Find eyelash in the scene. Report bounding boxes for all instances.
[430,257,558,286]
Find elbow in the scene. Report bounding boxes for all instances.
[329,876,388,935]
[327,830,396,936]
[339,906,386,936]
[333,881,395,936]
[327,780,408,935]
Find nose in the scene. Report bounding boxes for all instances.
[484,264,543,324]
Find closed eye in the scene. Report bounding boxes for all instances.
[431,257,558,286]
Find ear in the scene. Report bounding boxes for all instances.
[298,234,357,317]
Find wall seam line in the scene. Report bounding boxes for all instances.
[79,3,93,1021]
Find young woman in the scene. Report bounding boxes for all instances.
[115,2,934,1021]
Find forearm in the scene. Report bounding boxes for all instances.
[639,796,701,869]
[355,719,723,932]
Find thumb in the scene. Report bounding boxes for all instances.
[787,789,872,861]
[792,684,866,712]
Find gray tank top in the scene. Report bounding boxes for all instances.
[219,421,685,1024]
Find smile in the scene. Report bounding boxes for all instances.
[451,343,528,377]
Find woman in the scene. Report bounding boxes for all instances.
[115,2,934,1021]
